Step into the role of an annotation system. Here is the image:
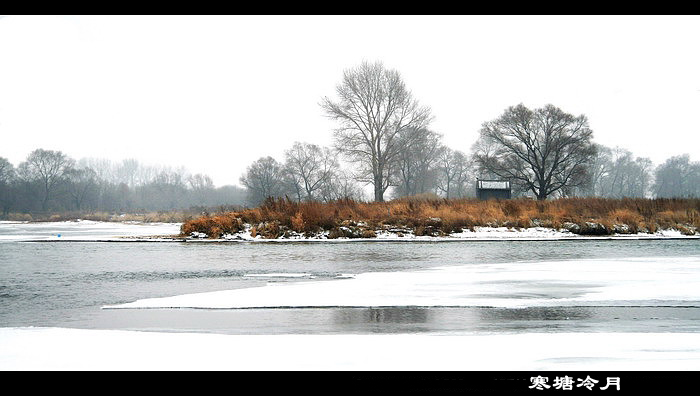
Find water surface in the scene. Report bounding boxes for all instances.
[1,222,698,334]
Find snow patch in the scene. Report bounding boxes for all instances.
[0,221,182,242]
[2,328,700,370]
[194,225,698,242]
[104,256,700,310]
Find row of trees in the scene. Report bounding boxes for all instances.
[240,60,700,205]
[0,150,246,215]
[239,137,477,206]
[3,61,698,214]
[239,147,364,206]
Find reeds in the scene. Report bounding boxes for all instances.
[180,196,700,238]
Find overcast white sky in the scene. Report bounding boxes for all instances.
[1,15,699,187]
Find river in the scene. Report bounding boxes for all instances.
[1,221,699,336]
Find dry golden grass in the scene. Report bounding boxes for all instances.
[180,196,700,238]
[3,210,197,224]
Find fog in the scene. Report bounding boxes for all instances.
[1,15,699,189]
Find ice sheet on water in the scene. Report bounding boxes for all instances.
[0,220,182,241]
[104,255,700,310]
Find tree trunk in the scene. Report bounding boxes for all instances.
[374,183,384,202]
[373,164,385,202]
[42,189,50,212]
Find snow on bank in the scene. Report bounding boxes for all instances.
[1,327,699,370]
[2,221,695,243]
[104,256,700,310]
[0,220,182,241]
[206,225,699,242]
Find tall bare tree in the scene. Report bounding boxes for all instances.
[283,142,338,201]
[321,61,433,202]
[472,104,596,200]
[17,149,75,211]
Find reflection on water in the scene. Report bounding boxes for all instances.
[477,307,595,321]
[74,306,700,335]
[334,307,430,324]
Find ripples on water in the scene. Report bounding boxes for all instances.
[1,238,699,332]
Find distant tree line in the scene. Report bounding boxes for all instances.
[0,149,246,216]
[238,61,700,205]
[4,61,699,214]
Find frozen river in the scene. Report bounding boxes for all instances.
[1,220,699,370]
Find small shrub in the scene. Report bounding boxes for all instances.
[609,209,643,230]
[291,212,305,233]
[677,225,696,236]
[327,227,343,239]
[361,229,376,238]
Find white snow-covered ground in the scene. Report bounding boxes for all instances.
[0,220,181,241]
[104,256,700,310]
[213,225,698,242]
[1,327,699,370]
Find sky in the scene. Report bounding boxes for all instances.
[1,15,699,187]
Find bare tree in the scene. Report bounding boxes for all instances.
[584,144,613,196]
[0,157,15,183]
[65,167,99,210]
[436,148,472,199]
[392,127,443,198]
[654,154,700,198]
[472,104,596,200]
[321,61,433,202]
[77,157,116,183]
[633,157,654,198]
[143,168,188,210]
[17,149,75,211]
[240,156,288,206]
[0,157,16,215]
[318,169,366,202]
[187,173,215,206]
[588,147,654,198]
[283,142,338,201]
[0,157,13,187]
[188,173,215,191]
[117,158,140,188]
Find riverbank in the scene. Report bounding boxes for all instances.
[9,221,700,242]
[181,197,700,240]
[180,224,699,243]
